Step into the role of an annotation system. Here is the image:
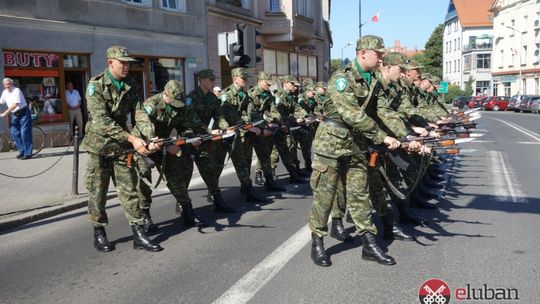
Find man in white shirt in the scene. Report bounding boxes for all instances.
[65,81,83,138]
[0,77,33,159]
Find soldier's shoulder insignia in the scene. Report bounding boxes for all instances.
[144,106,153,115]
[86,85,95,96]
[185,97,193,106]
[220,94,228,102]
[335,78,348,92]
[274,97,281,105]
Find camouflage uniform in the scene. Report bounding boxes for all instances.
[309,40,388,238]
[186,69,230,196]
[271,75,310,171]
[83,52,154,227]
[133,81,207,212]
[218,68,257,189]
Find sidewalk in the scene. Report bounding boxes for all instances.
[0,145,145,231]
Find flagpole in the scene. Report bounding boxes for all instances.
[359,0,362,37]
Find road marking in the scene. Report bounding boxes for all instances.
[212,224,311,304]
[486,151,526,203]
[487,117,540,142]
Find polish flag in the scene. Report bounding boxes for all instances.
[371,12,380,23]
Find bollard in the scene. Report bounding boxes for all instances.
[72,126,79,195]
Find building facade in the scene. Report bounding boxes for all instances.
[0,0,206,146]
[491,0,540,96]
[443,0,493,95]
[206,0,332,88]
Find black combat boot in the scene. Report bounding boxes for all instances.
[181,201,208,227]
[330,218,353,242]
[382,214,414,242]
[418,184,440,199]
[141,208,158,233]
[304,157,312,172]
[427,168,446,182]
[311,233,331,267]
[213,192,236,213]
[244,184,266,203]
[255,171,264,186]
[93,226,115,252]
[264,174,286,192]
[410,190,437,209]
[288,168,308,184]
[131,224,163,252]
[396,200,425,226]
[359,232,396,265]
[423,174,444,189]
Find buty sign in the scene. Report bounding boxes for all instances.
[3,51,59,68]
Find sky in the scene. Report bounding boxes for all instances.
[330,0,449,60]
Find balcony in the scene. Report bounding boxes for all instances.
[463,42,493,52]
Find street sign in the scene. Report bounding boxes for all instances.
[438,81,449,94]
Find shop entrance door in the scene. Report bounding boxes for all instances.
[64,71,87,136]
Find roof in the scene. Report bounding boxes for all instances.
[452,0,493,28]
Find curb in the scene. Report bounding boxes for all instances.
[0,194,117,232]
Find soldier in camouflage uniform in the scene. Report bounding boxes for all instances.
[271,75,311,176]
[219,68,266,203]
[308,36,401,267]
[134,80,208,232]
[83,46,162,252]
[186,69,235,213]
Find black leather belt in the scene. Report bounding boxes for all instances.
[322,117,349,130]
[12,106,29,117]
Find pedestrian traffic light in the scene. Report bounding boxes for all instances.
[229,41,251,67]
[243,26,261,67]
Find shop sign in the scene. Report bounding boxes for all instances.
[3,51,59,68]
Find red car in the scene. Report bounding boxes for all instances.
[483,96,510,111]
[468,95,487,108]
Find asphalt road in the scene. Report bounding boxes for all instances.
[1,111,539,304]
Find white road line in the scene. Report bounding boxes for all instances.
[487,117,540,142]
[487,151,526,203]
[212,224,311,304]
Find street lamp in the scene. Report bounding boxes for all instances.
[506,25,523,95]
[341,42,353,61]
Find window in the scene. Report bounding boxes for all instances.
[454,39,457,50]
[148,58,184,95]
[445,42,448,53]
[295,0,312,18]
[454,60,457,72]
[476,81,490,95]
[263,49,277,74]
[536,78,539,94]
[447,25,451,34]
[123,0,151,6]
[477,54,491,69]
[458,59,460,72]
[510,51,515,66]
[289,53,298,76]
[458,38,460,50]
[298,54,308,76]
[276,51,289,75]
[523,79,527,94]
[454,21,458,32]
[464,55,471,71]
[493,84,498,96]
[535,43,540,63]
[449,41,452,52]
[217,0,250,9]
[504,82,511,96]
[160,0,186,11]
[500,50,504,67]
[308,56,317,78]
[268,0,281,12]
[522,46,527,65]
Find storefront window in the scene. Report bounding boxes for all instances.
[149,58,184,94]
[12,76,62,123]
[298,54,307,77]
[63,55,88,68]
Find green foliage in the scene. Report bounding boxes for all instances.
[420,23,443,79]
[464,76,474,96]
[445,84,467,103]
[330,59,342,73]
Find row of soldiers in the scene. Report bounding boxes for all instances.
[308,35,459,267]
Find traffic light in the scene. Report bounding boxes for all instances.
[228,27,251,67]
[243,26,261,67]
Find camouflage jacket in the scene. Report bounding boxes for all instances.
[133,93,207,141]
[395,79,430,128]
[247,85,275,127]
[187,87,229,130]
[313,60,386,159]
[82,69,154,156]
[416,90,441,123]
[268,87,307,125]
[314,94,326,115]
[371,70,410,138]
[297,92,318,115]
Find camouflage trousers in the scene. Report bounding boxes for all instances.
[85,153,144,227]
[274,129,312,168]
[191,142,224,195]
[214,132,252,187]
[255,132,295,174]
[244,134,273,177]
[137,150,193,210]
[308,153,376,237]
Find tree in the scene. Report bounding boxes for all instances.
[330,59,342,73]
[464,76,474,96]
[419,23,443,79]
[446,84,467,103]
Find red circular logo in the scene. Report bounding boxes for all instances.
[418,278,451,304]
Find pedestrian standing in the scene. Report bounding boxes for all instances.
[65,81,84,138]
[0,77,33,159]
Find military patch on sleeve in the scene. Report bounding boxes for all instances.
[185,97,193,106]
[86,85,95,96]
[274,97,281,105]
[335,78,348,92]
[220,94,228,102]
[144,106,153,115]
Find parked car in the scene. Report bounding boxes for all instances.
[483,96,510,111]
[468,95,487,108]
[518,95,540,113]
[530,98,540,113]
[453,96,472,109]
[508,95,521,112]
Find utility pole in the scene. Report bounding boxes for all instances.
[359,0,362,37]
